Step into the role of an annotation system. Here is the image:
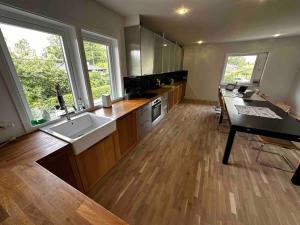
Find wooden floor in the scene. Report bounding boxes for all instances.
[88,101,300,225]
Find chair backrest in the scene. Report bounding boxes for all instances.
[218,88,225,108]
[290,112,300,121]
[275,102,291,113]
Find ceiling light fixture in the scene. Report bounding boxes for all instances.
[163,43,168,47]
[273,33,281,38]
[197,40,204,44]
[175,6,190,15]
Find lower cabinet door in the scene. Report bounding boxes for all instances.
[75,133,118,192]
[37,145,82,191]
[168,90,174,111]
[177,85,183,103]
[117,111,138,156]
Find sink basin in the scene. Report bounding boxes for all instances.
[41,112,116,155]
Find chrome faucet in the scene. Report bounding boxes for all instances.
[55,84,71,121]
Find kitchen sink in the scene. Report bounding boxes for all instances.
[41,112,116,155]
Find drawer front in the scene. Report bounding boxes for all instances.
[138,120,152,139]
[138,104,151,123]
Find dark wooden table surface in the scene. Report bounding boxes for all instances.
[221,96,300,185]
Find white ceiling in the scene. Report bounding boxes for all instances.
[96,0,300,45]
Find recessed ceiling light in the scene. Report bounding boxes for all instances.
[273,33,281,37]
[175,7,190,15]
[197,40,204,44]
[163,44,168,47]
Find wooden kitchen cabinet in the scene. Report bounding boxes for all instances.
[181,82,186,100]
[168,82,186,111]
[177,85,182,104]
[117,111,138,156]
[37,145,83,192]
[174,86,179,105]
[168,89,175,111]
[75,133,119,192]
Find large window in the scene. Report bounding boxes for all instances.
[221,53,268,84]
[0,5,122,131]
[82,31,121,106]
[83,40,111,105]
[0,23,76,124]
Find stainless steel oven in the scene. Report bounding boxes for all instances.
[151,97,162,126]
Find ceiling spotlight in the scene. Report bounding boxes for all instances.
[163,44,168,47]
[197,40,204,44]
[273,33,281,38]
[175,7,190,15]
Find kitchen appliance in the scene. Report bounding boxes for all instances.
[238,85,248,94]
[102,94,112,108]
[151,97,162,126]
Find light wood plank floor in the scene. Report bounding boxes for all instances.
[88,102,300,225]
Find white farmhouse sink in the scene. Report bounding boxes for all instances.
[41,112,116,155]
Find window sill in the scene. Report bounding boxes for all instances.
[220,83,260,88]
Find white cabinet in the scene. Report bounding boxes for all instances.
[162,39,181,73]
[162,39,170,73]
[169,43,176,72]
[154,34,163,74]
[175,45,183,71]
[141,27,155,75]
[125,25,183,76]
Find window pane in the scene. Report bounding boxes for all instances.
[83,40,111,105]
[0,23,75,124]
[223,55,257,83]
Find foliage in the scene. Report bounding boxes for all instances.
[10,36,72,109]
[91,85,111,100]
[223,56,256,83]
[83,41,109,69]
[8,34,111,121]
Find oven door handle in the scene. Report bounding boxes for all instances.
[152,101,161,107]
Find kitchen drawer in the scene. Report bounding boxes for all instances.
[138,120,152,139]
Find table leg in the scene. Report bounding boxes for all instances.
[291,164,300,186]
[219,109,223,124]
[222,128,236,164]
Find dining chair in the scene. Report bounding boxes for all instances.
[253,104,299,172]
[275,101,291,113]
[217,88,229,133]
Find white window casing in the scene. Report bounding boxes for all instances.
[220,52,269,86]
[0,4,122,132]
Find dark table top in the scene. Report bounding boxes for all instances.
[224,97,300,142]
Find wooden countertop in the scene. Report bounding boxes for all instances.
[93,82,184,119]
[0,81,186,224]
[0,132,128,224]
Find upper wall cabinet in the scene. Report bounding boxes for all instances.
[125,25,183,76]
[162,39,170,73]
[141,27,155,75]
[153,34,163,74]
[175,45,183,71]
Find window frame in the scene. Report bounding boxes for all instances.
[221,53,261,85]
[81,29,122,108]
[0,5,82,131]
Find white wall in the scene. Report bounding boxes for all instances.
[183,36,300,103]
[289,72,300,116]
[0,0,126,142]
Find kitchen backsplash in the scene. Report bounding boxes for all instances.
[124,70,188,94]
